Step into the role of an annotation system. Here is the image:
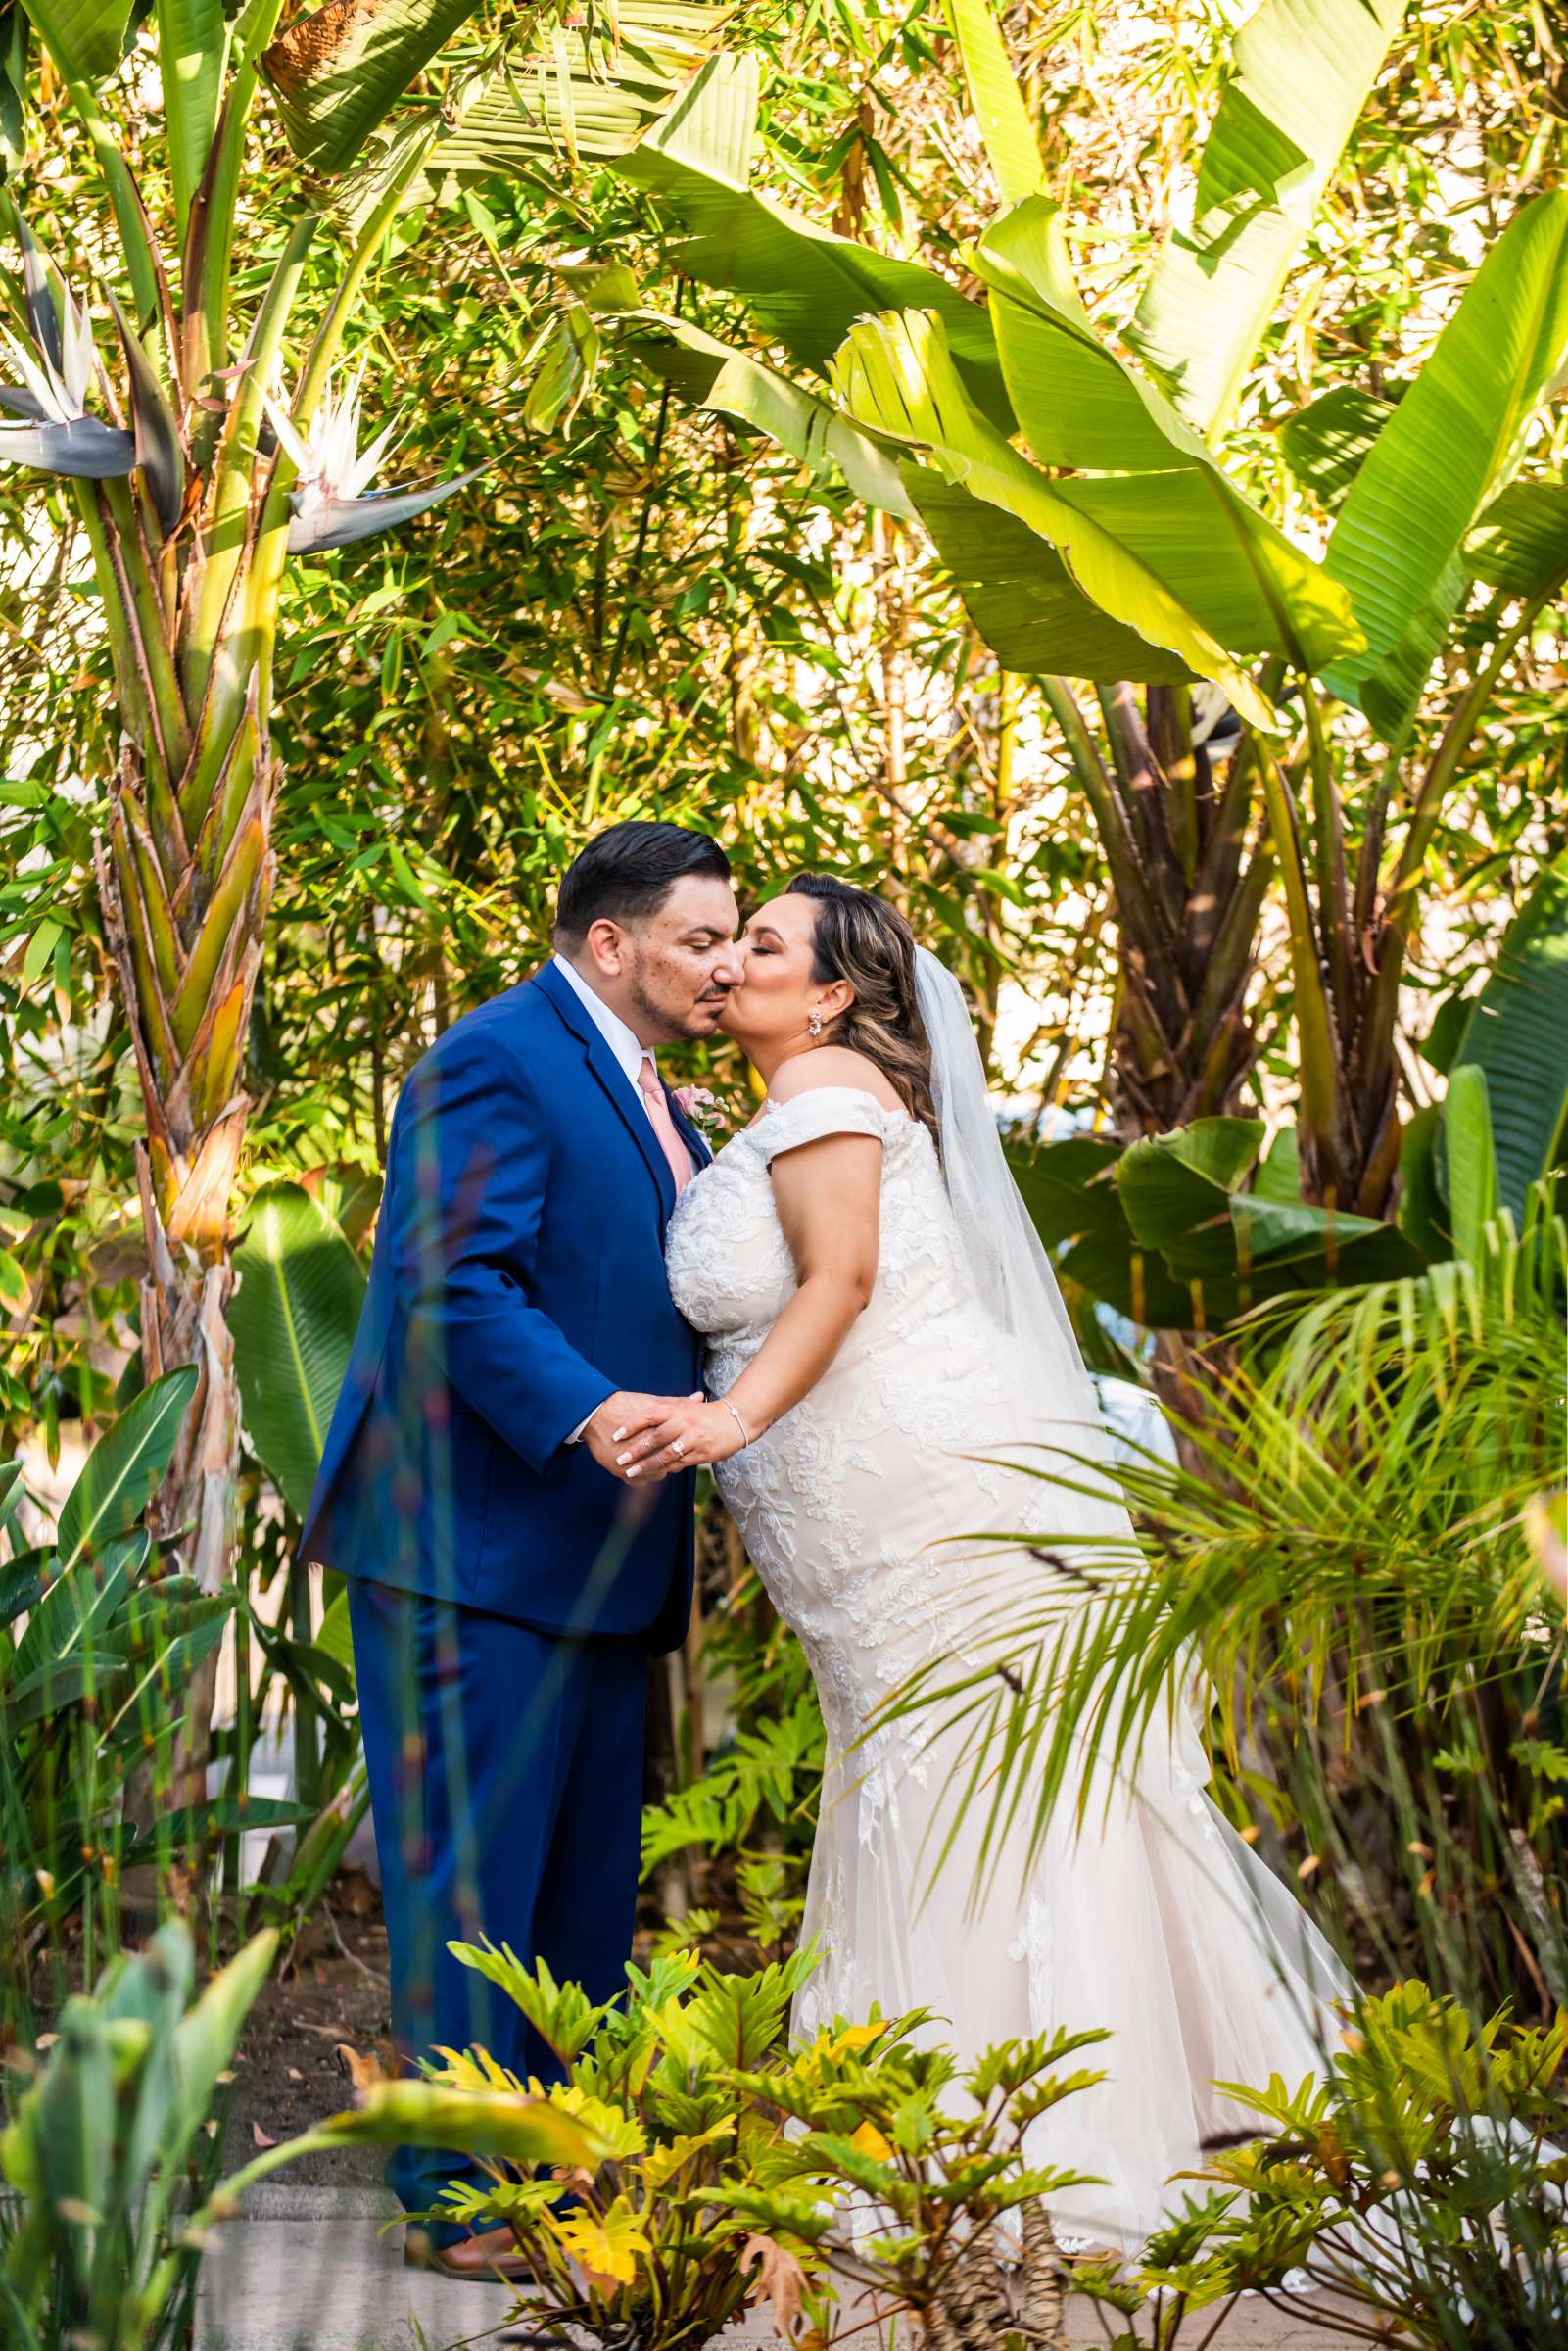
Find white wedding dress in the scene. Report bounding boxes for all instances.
[665,1079,1353,2254]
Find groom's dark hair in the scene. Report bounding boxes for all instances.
[554,822,731,945]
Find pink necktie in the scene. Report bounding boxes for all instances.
[637,1054,692,1194]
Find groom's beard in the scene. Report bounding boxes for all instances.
[628,963,732,1041]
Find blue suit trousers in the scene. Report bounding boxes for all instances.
[348,1575,647,2232]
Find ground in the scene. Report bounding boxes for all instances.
[222,1866,392,2186]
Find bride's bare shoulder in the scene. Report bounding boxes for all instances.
[769,1049,902,1111]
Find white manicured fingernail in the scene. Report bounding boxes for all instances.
[616,1453,631,1466]
[626,1464,641,1480]
[612,1426,627,1442]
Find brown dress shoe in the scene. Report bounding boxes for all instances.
[404,2224,531,2281]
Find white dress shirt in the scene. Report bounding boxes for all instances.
[550,954,678,1443]
[550,951,652,1100]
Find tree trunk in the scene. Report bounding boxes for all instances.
[927,2201,1068,2351]
[96,715,281,1810]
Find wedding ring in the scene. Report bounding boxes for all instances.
[670,1437,687,1458]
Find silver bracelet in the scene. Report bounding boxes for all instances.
[718,1396,751,1450]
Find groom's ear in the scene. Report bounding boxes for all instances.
[583,917,629,977]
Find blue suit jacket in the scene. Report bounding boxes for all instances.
[299,962,710,1651]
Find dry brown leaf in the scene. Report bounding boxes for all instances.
[251,2121,277,2148]
[739,2232,808,2340]
[335,2043,386,2104]
[286,2066,305,2084]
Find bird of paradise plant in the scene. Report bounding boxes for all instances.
[0,0,730,1793]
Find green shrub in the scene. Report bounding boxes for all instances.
[1074,1982,1568,2351]
[0,1374,315,2012]
[0,1924,275,2351]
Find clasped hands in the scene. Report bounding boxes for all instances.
[583,1391,746,1486]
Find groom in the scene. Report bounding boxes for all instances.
[300,822,741,2270]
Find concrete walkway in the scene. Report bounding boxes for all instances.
[196,2183,1368,2351]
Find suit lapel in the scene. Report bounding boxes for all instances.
[531,962,677,1218]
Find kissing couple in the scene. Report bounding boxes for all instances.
[302,820,1350,2273]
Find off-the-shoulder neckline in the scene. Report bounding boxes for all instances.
[752,1084,913,1127]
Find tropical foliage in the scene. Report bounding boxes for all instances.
[0,0,732,1802]
[0,1924,276,2351]
[0,1369,311,2019]
[888,1187,1565,2019]
[572,1,1568,1224]
[0,0,1561,2337]
[1082,1984,1568,2349]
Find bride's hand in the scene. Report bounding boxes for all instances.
[619,1397,744,1479]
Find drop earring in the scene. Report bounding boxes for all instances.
[808,1011,823,1038]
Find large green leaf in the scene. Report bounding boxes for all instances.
[1006,1135,1126,1247]
[828,307,1277,727]
[155,0,228,234]
[1449,868,1568,1224]
[944,0,1043,208]
[230,1183,365,1520]
[1463,478,1568,599]
[1438,1064,1497,1269]
[262,0,491,171]
[1278,384,1399,514]
[1323,189,1568,735]
[972,199,1365,677]
[19,0,130,82]
[907,470,1193,686]
[1022,1121,1424,1334]
[306,2078,605,2166]
[55,1368,197,1574]
[1114,1119,1265,1250]
[342,1,737,214]
[618,52,1016,432]
[1130,0,1405,436]
[9,1530,143,1692]
[631,313,917,519]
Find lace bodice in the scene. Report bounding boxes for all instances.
[666,1087,972,1390]
[666,1083,1080,1741]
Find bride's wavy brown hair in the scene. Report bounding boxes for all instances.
[785,874,938,1138]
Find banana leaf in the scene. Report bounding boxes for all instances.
[55,1367,198,1572]
[1130,0,1405,436]
[972,198,1364,677]
[1449,868,1568,1223]
[1322,189,1568,737]
[17,0,132,83]
[906,469,1194,686]
[1438,1065,1498,1269]
[1279,384,1400,513]
[10,1529,145,1686]
[262,0,493,172]
[617,51,1016,432]
[944,0,1044,208]
[1022,1120,1426,1333]
[829,308,1276,727]
[1463,477,1568,599]
[231,1183,364,1519]
[631,313,916,518]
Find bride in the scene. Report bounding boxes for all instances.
[617,872,1351,2254]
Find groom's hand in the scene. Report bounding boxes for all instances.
[582,1392,692,1484]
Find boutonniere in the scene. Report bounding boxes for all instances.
[672,1085,726,1134]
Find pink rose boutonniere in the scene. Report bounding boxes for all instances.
[672,1085,726,1133]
